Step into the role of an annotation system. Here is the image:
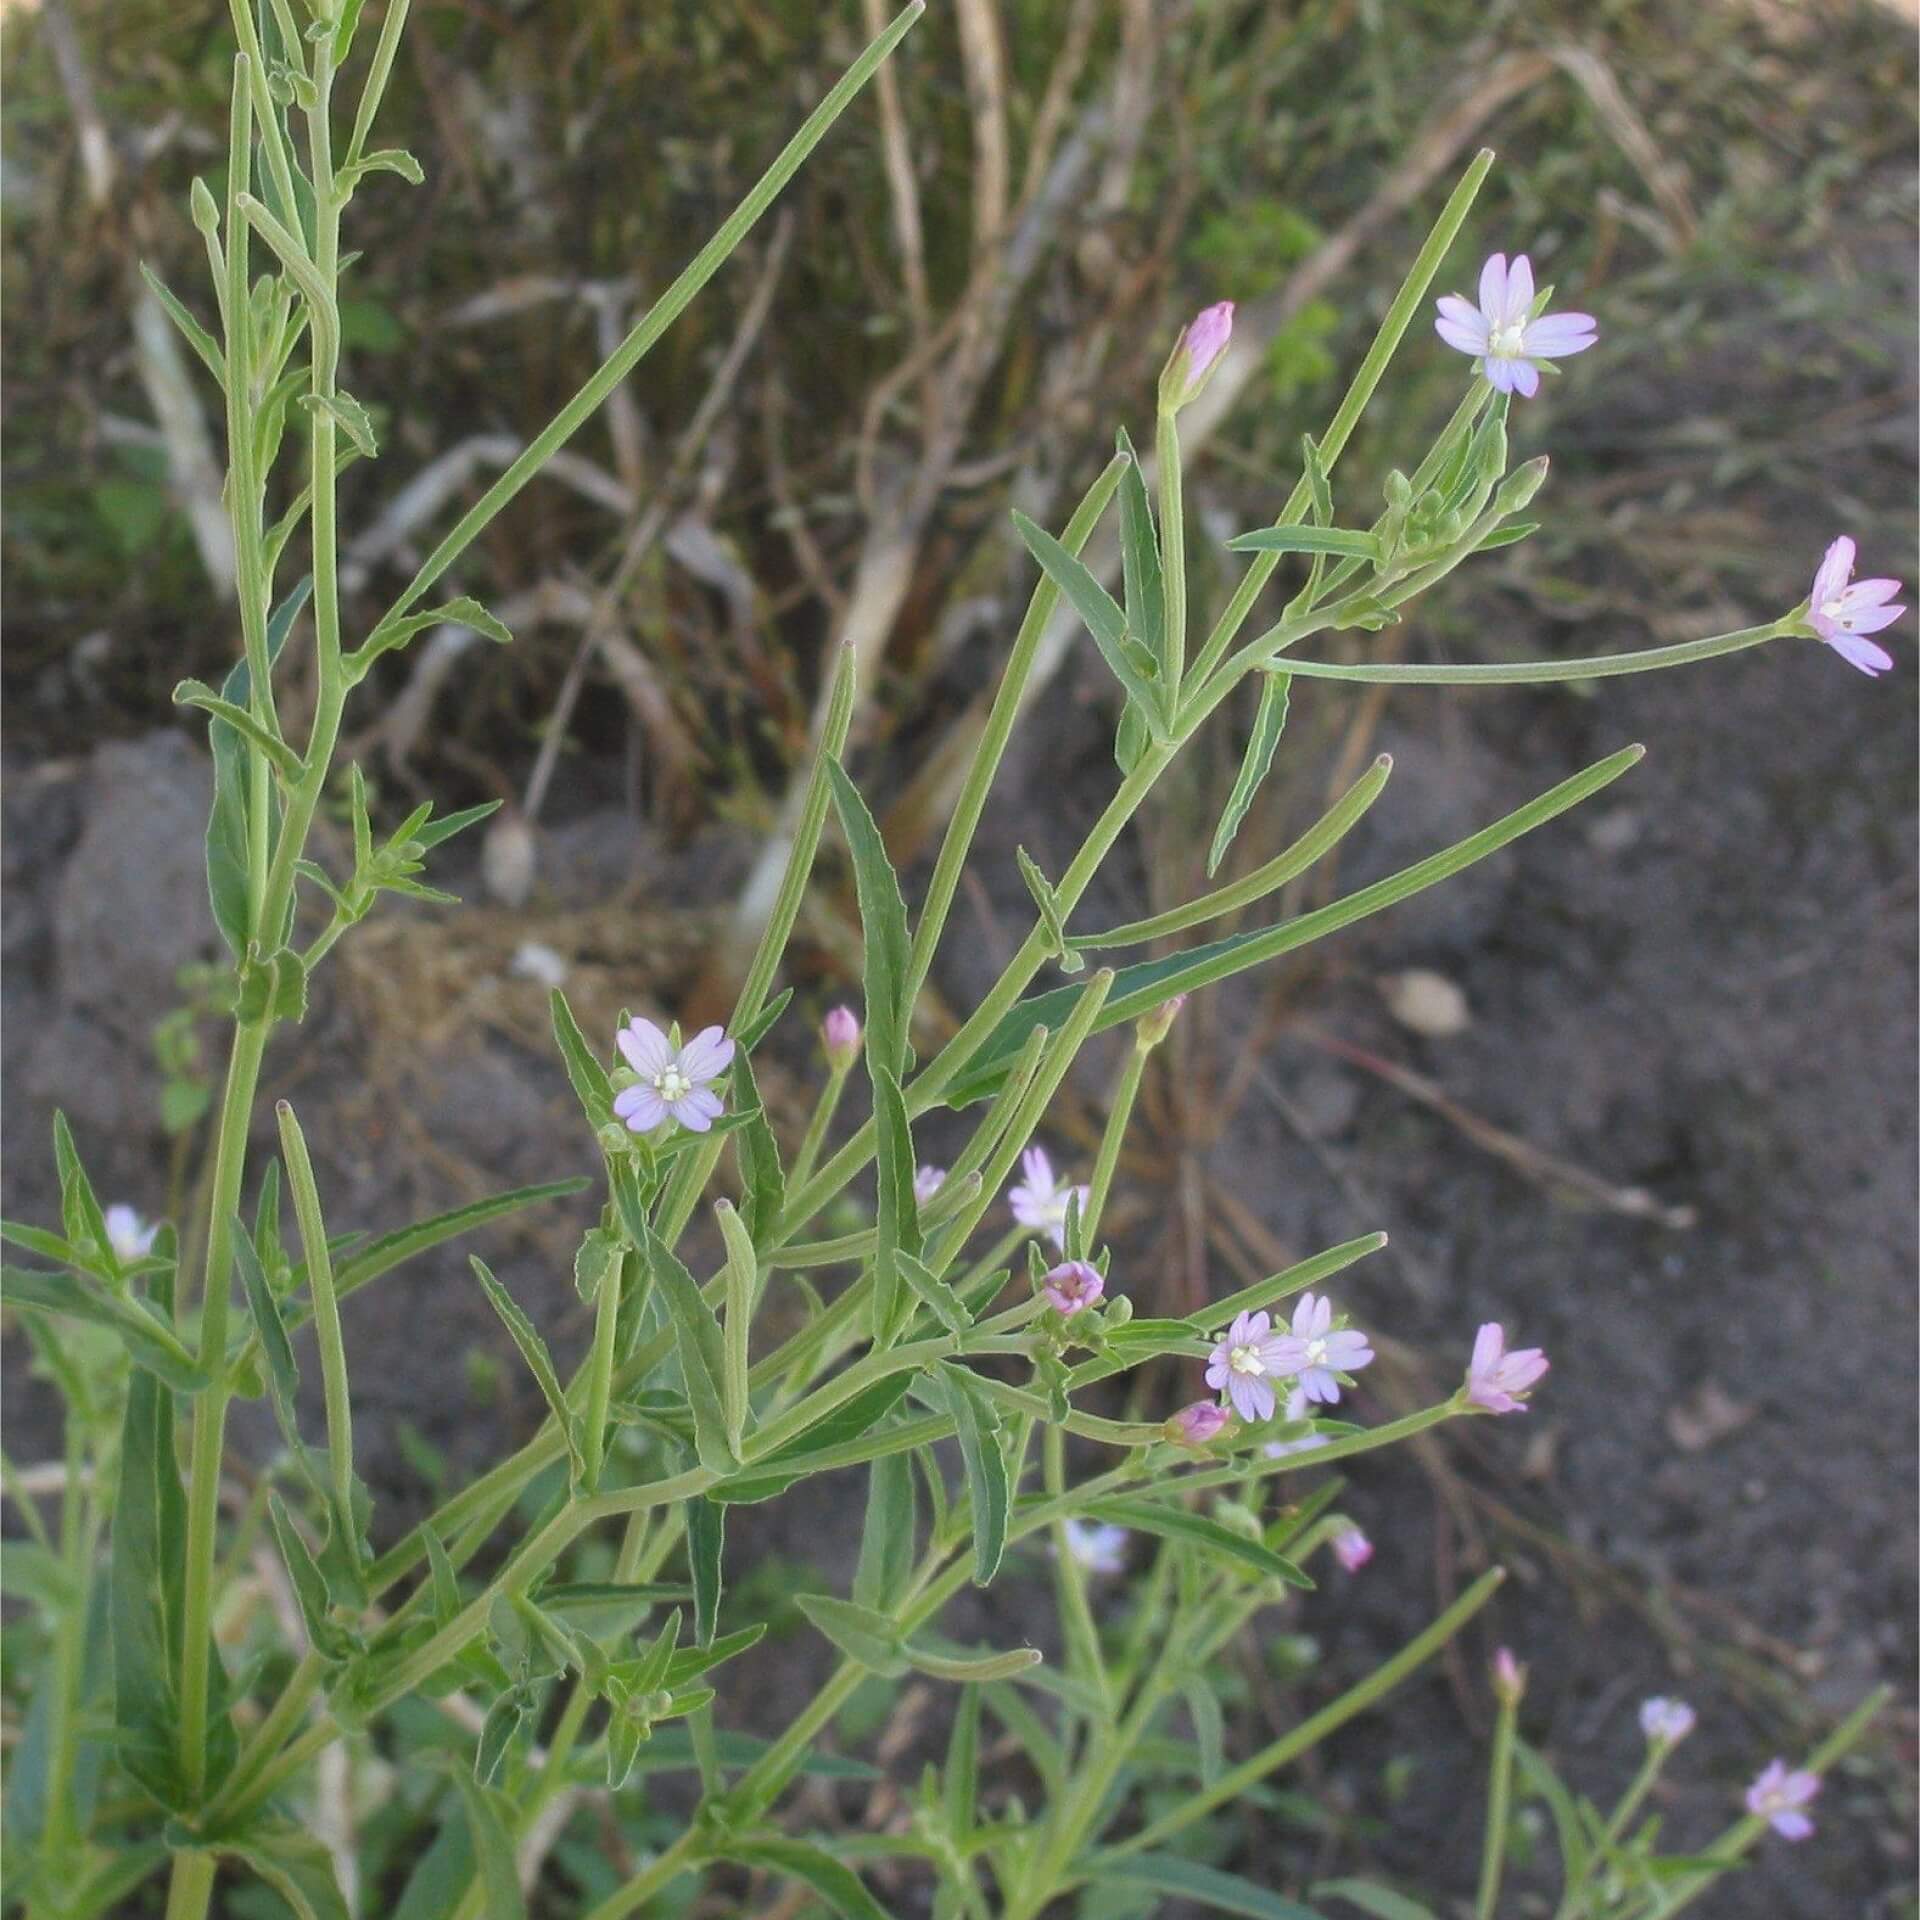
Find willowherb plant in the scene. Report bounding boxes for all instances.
[2,6,1901,1919]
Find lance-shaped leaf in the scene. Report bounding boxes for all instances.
[730,1050,785,1245]
[174,680,303,781]
[442,1765,527,1920]
[826,759,911,1079]
[903,1640,1042,1685]
[1012,509,1167,735]
[1084,1855,1326,1920]
[945,746,1644,1104]
[1116,426,1165,672]
[794,1593,908,1676]
[268,1494,359,1664]
[1081,1498,1312,1589]
[852,1452,917,1613]
[214,1825,353,1920]
[896,1251,970,1338]
[627,1206,737,1475]
[469,1258,585,1482]
[939,1364,1008,1586]
[710,1375,915,1504]
[714,1200,755,1456]
[721,1838,897,1920]
[140,262,225,386]
[2,1266,207,1393]
[302,389,379,459]
[687,1496,724,1649]
[53,1112,110,1268]
[549,988,613,1129]
[1199,1232,1389,1329]
[1225,524,1382,559]
[346,595,512,684]
[1207,671,1292,877]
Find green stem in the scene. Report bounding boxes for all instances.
[1094,1568,1508,1869]
[1187,149,1494,688]
[373,4,925,636]
[343,0,414,166]
[788,1058,852,1192]
[1553,1744,1662,1920]
[35,1407,95,1881]
[1083,1042,1147,1244]
[903,455,1128,1010]
[1250,620,1783,687]
[1476,1691,1519,1920]
[1044,1423,1112,1721]
[579,1244,626,1494]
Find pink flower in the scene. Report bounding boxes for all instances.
[1206,1309,1293,1424]
[1166,1401,1230,1447]
[822,1005,862,1067]
[1435,253,1597,399]
[1270,1291,1375,1405]
[1746,1760,1820,1842]
[1465,1322,1549,1414]
[914,1165,947,1203]
[1491,1646,1528,1706]
[1061,1519,1129,1575]
[613,1020,735,1134]
[1807,536,1901,677]
[1332,1527,1373,1574]
[1008,1146,1089,1251]
[1640,1697,1697,1746]
[1041,1259,1104,1317]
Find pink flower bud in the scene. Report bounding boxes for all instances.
[822,1004,861,1068]
[1491,1646,1528,1708]
[1162,301,1234,408]
[1332,1527,1374,1574]
[1166,1401,1230,1447]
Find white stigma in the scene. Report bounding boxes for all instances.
[1305,1336,1328,1365]
[1488,321,1526,358]
[653,1065,692,1102]
[1229,1343,1265,1377]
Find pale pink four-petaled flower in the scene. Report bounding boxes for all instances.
[1435,252,1597,399]
[1008,1146,1090,1250]
[1061,1519,1130,1576]
[1746,1759,1820,1842]
[914,1166,947,1203]
[1041,1259,1104,1317]
[1205,1309,1293,1423]
[1640,1697,1697,1746]
[613,1020,735,1134]
[1466,1321,1550,1414]
[1271,1291,1375,1404]
[1807,537,1902,678]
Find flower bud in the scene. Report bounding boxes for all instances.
[1040,1259,1104,1317]
[1491,1646,1528,1708]
[1165,1401,1230,1447]
[1639,1697,1696,1747]
[1332,1527,1374,1573]
[822,1004,862,1069]
[1159,301,1235,410]
[190,176,221,238]
[1492,455,1550,518]
[1104,1294,1133,1327]
[1134,994,1186,1052]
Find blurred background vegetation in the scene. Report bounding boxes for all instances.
[2,1,1915,1914]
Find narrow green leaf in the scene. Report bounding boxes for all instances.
[826,758,911,1078]
[730,1051,785,1246]
[711,1375,915,1503]
[216,1826,352,1920]
[267,1494,357,1664]
[1,1266,207,1393]
[1207,670,1292,877]
[549,988,613,1129]
[897,1251,970,1337]
[233,1224,311,1475]
[1311,1879,1440,1920]
[1014,847,1082,972]
[110,1359,185,1809]
[1183,1675,1225,1787]
[1226,525,1380,559]
[852,1453,917,1613]
[945,747,1645,1104]
[939,1364,1008,1586]
[302,389,379,459]
[1012,509,1166,732]
[1301,433,1334,526]
[345,146,424,187]
[444,1766,527,1920]
[794,1593,907,1676]
[632,1213,738,1475]
[1081,1499,1312,1589]
[1116,427,1165,672]
[139,262,225,386]
[346,596,512,683]
[687,1496,724,1649]
[468,1258,583,1479]
[942,1684,981,1838]
[724,1837,897,1920]
[1475,518,1538,551]
[423,1527,461,1630]
[1087,1854,1326,1920]
[1199,1233,1388,1333]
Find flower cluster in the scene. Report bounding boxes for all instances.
[1204,1293,1376,1425]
